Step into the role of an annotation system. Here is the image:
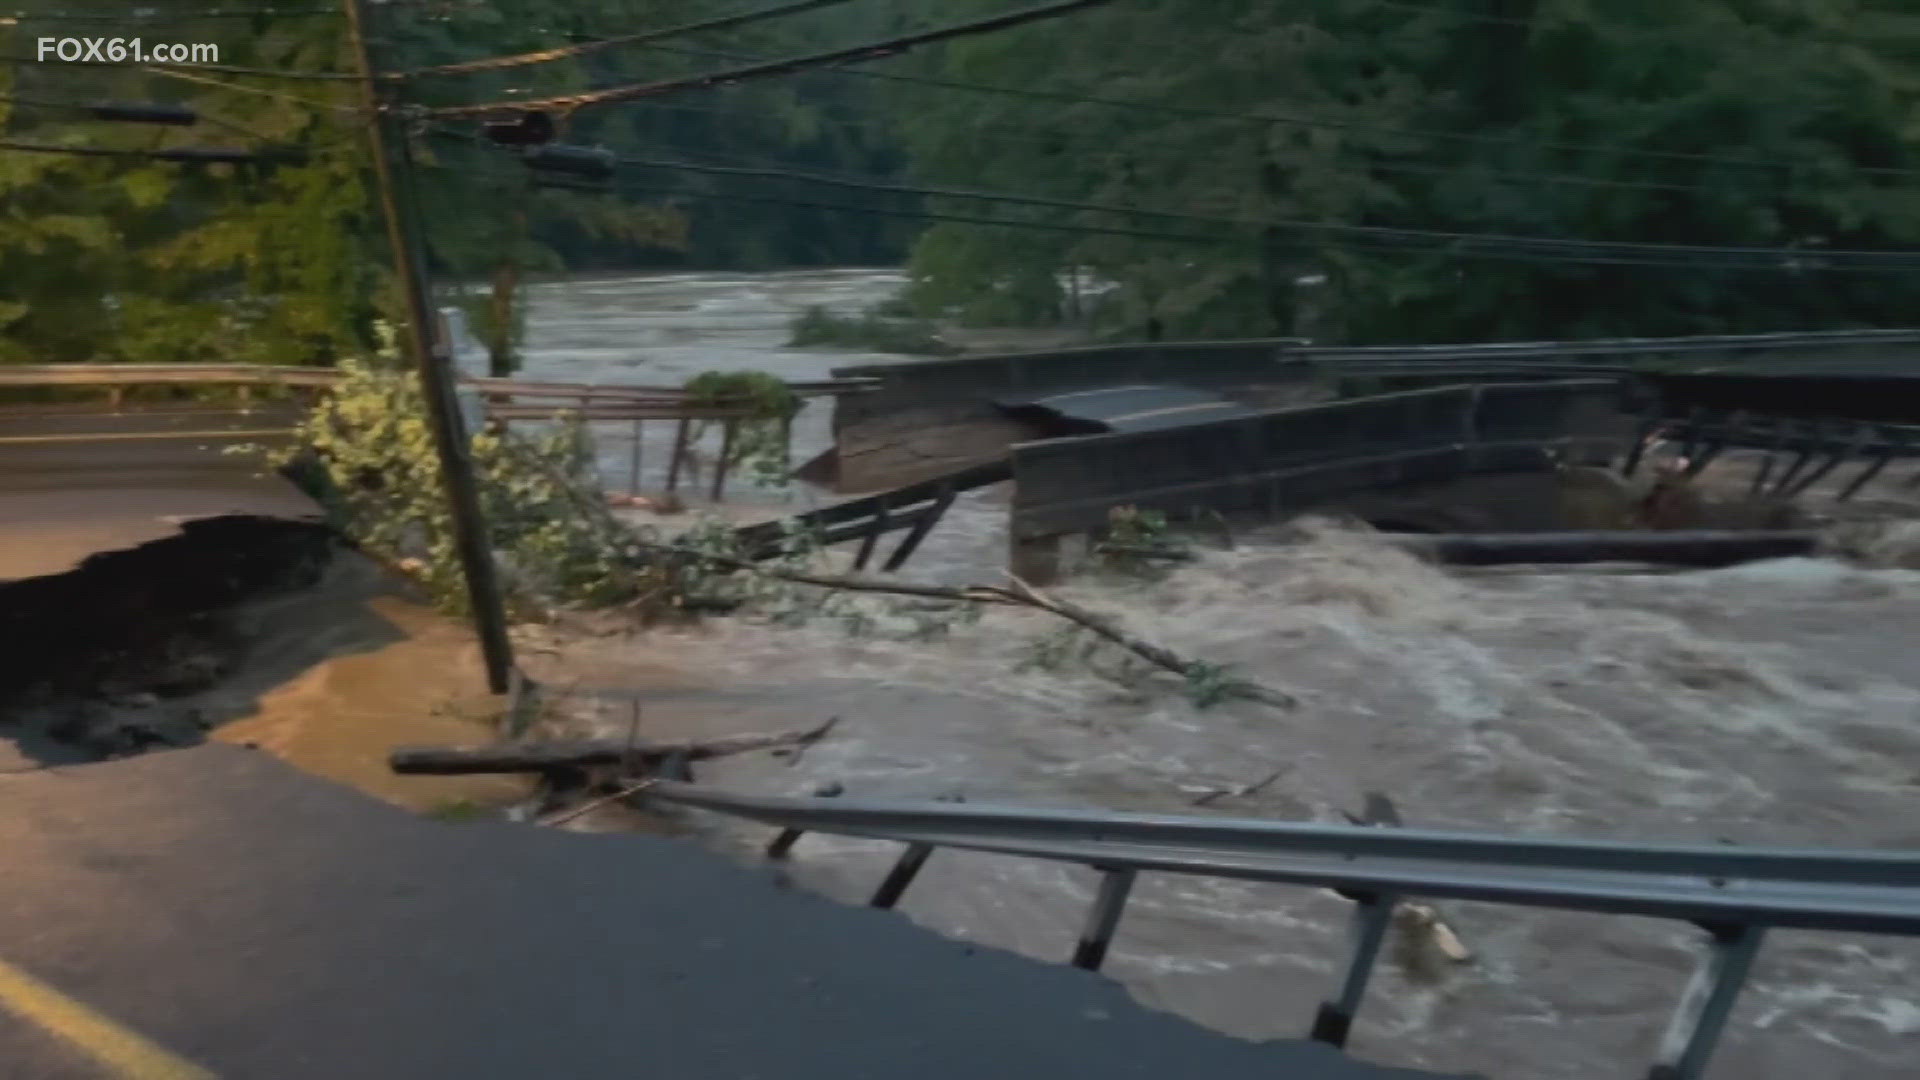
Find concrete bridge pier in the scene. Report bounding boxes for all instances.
[1008,530,1065,586]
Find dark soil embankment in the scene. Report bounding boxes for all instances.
[0,516,338,763]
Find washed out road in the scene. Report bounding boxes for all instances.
[0,746,1457,1080]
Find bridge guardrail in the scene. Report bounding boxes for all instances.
[0,364,875,399]
[645,779,1920,1080]
[0,365,879,502]
[1008,379,1625,541]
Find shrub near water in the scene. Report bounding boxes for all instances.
[252,359,648,616]
[786,303,959,356]
[682,370,802,487]
[253,361,875,623]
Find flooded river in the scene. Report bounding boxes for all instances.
[512,270,1920,1079]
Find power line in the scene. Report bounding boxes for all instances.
[0,138,268,162]
[628,40,1920,183]
[0,90,290,140]
[0,54,356,80]
[139,67,358,113]
[437,155,1218,246]
[602,152,1920,270]
[429,0,1121,117]
[433,128,1920,273]
[1355,0,1920,46]
[612,93,1709,196]
[0,6,338,20]
[531,171,1920,274]
[389,0,867,80]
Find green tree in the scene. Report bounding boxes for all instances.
[1,2,376,364]
[891,0,1920,344]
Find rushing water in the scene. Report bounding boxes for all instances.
[515,269,1920,1080]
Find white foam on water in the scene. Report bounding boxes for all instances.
[523,271,1920,1080]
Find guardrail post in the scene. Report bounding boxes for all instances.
[884,484,956,572]
[1770,420,1821,495]
[712,419,737,502]
[667,417,691,493]
[1070,867,1137,971]
[869,843,934,909]
[1747,418,1790,497]
[1645,923,1765,1080]
[764,781,842,859]
[628,419,644,493]
[853,502,890,570]
[1622,408,1664,477]
[1837,438,1896,502]
[1309,891,1396,1049]
[1312,792,1403,1049]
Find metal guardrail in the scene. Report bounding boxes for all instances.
[644,780,1920,1080]
[0,364,877,399]
[0,363,340,390]
[0,364,880,502]
[732,458,1013,568]
[1294,327,1920,365]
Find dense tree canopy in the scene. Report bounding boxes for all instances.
[1,5,371,362]
[892,0,1920,342]
[5,0,1920,362]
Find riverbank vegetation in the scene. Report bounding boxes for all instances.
[7,1,1919,365]
[786,304,960,356]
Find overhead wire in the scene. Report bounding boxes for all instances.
[623,40,1920,182]
[0,138,271,161]
[0,89,284,141]
[0,52,357,79]
[428,0,1123,117]
[428,126,1920,273]
[610,94,1712,196]
[138,66,359,113]
[388,0,868,80]
[0,6,339,21]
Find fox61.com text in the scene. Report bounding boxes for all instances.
[37,38,219,65]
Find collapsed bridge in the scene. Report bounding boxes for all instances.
[751,329,1920,576]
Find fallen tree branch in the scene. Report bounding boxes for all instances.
[1189,768,1284,807]
[390,718,839,776]
[651,546,1300,711]
[521,452,1297,711]
[1006,576,1298,709]
[538,778,658,827]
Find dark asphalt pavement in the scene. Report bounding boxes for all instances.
[0,406,314,580]
[0,746,1458,1080]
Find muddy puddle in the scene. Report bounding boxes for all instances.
[0,519,525,813]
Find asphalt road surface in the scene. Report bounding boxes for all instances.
[0,747,1459,1080]
[0,405,315,581]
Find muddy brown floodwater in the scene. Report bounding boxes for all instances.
[498,269,1920,1080]
[138,269,1896,1080]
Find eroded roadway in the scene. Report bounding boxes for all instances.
[0,404,310,582]
[0,746,1457,1080]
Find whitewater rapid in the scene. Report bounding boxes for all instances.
[514,269,1920,1080]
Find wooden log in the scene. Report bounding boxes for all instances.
[1384,529,1819,568]
[389,719,838,776]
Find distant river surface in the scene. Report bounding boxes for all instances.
[514,269,1920,1080]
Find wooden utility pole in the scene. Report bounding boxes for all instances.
[343,0,516,693]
